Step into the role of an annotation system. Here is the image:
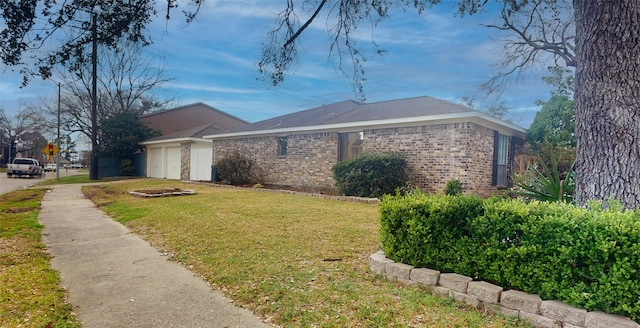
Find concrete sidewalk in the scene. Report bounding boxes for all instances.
[39,184,270,327]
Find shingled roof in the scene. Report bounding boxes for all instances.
[228,96,474,133]
[141,124,220,145]
[204,96,525,140]
[140,102,247,136]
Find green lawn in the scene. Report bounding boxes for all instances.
[0,189,80,327]
[83,179,531,328]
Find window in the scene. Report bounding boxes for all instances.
[338,132,363,161]
[492,131,511,187]
[277,136,288,157]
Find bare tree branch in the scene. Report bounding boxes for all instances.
[480,0,575,94]
[35,40,172,144]
[259,0,425,101]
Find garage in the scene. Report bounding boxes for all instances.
[140,123,223,181]
[147,147,164,178]
[144,144,181,179]
[190,143,213,181]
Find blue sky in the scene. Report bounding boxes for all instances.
[0,1,554,129]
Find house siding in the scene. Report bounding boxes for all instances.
[212,122,515,197]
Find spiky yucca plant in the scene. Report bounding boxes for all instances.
[511,157,574,203]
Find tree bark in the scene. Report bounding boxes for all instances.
[573,0,640,208]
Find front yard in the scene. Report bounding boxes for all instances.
[82,179,530,327]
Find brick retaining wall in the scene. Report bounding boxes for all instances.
[369,251,639,328]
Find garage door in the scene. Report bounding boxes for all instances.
[147,148,164,178]
[190,144,212,181]
[166,147,181,179]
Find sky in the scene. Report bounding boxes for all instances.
[0,0,556,132]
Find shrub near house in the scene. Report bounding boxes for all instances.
[379,192,640,322]
[331,151,409,198]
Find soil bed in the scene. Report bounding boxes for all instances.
[128,188,197,198]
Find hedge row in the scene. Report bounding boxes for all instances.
[379,191,640,321]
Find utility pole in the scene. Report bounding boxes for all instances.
[56,82,61,180]
[90,13,98,180]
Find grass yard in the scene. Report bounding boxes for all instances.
[84,179,531,328]
[0,189,80,327]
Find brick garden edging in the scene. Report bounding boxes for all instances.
[369,251,640,328]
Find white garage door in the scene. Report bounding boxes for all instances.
[190,144,212,181]
[147,148,164,178]
[166,147,181,180]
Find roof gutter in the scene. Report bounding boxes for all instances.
[204,112,526,139]
[140,137,212,146]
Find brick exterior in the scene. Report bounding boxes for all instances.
[212,132,339,191]
[181,142,191,180]
[364,122,499,197]
[212,122,516,197]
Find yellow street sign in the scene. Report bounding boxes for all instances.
[42,142,59,158]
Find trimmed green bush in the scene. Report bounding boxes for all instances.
[379,194,640,321]
[380,190,484,276]
[444,179,463,196]
[216,151,260,185]
[332,152,409,198]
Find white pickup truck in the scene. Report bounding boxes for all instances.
[7,158,44,178]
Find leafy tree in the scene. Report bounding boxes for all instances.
[541,66,575,98]
[527,95,575,149]
[524,66,575,181]
[0,1,164,85]
[97,111,159,157]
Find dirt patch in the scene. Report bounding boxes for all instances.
[132,188,181,194]
[128,188,197,198]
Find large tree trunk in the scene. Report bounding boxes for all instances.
[573,0,640,209]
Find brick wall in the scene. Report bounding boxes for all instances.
[212,122,511,197]
[212,132,339,191]
[364,122,498,197]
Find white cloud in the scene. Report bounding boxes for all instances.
[164,82,262,94]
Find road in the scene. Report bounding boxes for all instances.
[0,169,84,195]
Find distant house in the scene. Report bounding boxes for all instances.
[140,103,247,181]
[204,96,525,197]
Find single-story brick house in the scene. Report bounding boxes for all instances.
[140,103,247,180]
[204,96,526,197]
